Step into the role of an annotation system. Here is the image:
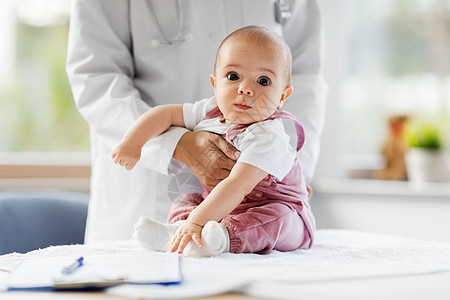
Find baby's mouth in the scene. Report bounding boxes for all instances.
[234,103,252,110]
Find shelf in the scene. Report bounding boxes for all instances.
[312,178,450,198]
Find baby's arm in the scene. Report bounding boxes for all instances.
[112,104,184,170]
[169,161,268,253]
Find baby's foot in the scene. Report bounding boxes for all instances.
[133,217,180,252]
[183,221,230,257]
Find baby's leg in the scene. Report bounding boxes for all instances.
[133,217,181,251]
[168,194,230,257]
[222,202,308,254]
[134,193,203,251]
[183,221,230,257]
[134,217,230,256]
[135,193,230,256]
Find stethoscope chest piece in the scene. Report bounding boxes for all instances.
[274,0,292,25]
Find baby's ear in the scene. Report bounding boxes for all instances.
[278,85,293,109]
[210,74,216,88]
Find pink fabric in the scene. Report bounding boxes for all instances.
[167,109,315,254]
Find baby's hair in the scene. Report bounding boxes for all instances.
[214,25,293,85]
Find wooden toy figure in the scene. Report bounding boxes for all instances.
[376,115,409,181]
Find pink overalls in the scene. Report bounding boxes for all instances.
[168,108,315,254]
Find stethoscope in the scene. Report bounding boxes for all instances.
[146,0,292,47]
[145,0,189,46]
[274,0,292,25]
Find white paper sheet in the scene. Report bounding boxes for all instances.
[4,253,181,290]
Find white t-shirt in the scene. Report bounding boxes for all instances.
[183,97,297,181]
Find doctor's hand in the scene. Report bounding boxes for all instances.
[111,141,141,170]
[173,131,239,189]
[173,131,271,198]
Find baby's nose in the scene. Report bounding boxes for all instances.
[238,82,254,96]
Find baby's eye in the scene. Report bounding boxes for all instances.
[227,73,240,81]
[257,77,271,86]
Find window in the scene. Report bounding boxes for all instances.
[318,0,449,177]
[0,1,89,189]
[0,0,89,153]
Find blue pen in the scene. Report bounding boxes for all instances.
[62,257,84,275]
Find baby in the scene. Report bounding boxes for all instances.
[112,25,315,256]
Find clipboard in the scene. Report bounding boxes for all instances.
[3,253,182,291]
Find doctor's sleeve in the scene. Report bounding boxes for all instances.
[282,0,328,183]
[66,0,187,175]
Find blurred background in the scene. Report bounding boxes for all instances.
[318,0,449,179]
[0,0,449,252]
[0,0,88,153]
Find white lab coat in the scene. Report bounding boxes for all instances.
[66,0,327,243]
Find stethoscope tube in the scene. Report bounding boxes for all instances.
[147,0,291,47]
[146,0,185,45]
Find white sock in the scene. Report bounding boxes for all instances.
[183,221,230,257]
[133,217,180,252]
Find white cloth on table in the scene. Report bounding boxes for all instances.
[1,230,450,299]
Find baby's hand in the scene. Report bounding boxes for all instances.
[168,221,203,254]
[111,142,141,170]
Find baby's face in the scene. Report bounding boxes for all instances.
[211,38,292,125]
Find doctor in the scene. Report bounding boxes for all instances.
[67,0,327,243]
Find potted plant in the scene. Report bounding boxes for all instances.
[404,120,448,183]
